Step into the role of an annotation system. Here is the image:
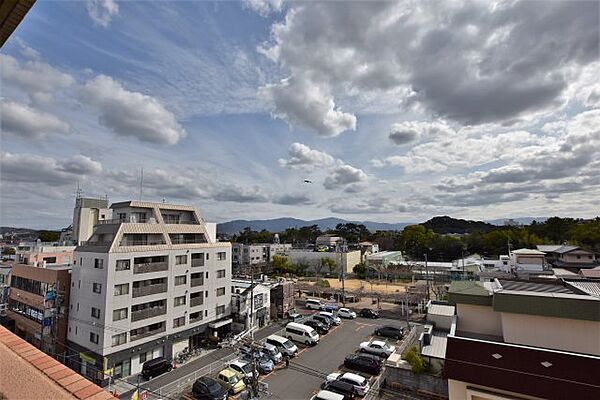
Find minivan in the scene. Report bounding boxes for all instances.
[319,311,341,325]
[141,357,172,380]
[266,334,299,357]
[285,322,320,346]
[305,298,322,310]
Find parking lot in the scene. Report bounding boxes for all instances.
[260,313,409,400]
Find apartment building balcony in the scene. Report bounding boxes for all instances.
[132,283,168,298]
[130,306,167,322]
[190,296,204,307]
[130,323,166,342]
[445,324,600,399]
[133,261,168,274]
[190,277,204,287]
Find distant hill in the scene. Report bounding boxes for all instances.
[217,218,412,235]
[486,217,548,226]
[421,216,498,234]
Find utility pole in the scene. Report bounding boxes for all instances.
[424,253,430,301]
[249,263,258,398]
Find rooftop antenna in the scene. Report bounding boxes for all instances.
[139,167,144,201]
[75,181,82,199]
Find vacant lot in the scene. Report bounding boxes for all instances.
[323,278,409,294]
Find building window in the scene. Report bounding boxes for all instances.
[112,333,127,346]
[216,305,225,315]
[175,275,187,286]
[113,308,128,321]
[190,311,202,323]
[94,259,104,269]
[191,253,204,267]
[114,283,129,296]
[206,272,209,279]
[174,296,186,307]
[216,287,226,296]
[116,260,130,271]
[90,332,99,344]
[139,350,153,363]
[175,255,188,265]
[43,257,57,264]
[217,269,226,278]
[217,252,226,261]
[91,307,101,319]
[93,283,102,294]
[173,316,185,328]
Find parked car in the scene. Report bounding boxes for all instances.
[229,360,254,382]
[322,379,358,399]
[374,325,404,340]
[319,304,339,313]
[359,308,379,319]
[326,372,370,397]
[240,351,274,374]
[304,319,330,334]
[306,298,323,310]
[216,368,246,395]
[141,357,172,380]
[310,390,345,400]
[261,343,283,364]
[337,308,357,319]
[312,314,333,329]
[191,376,228,400]
[359,340,396,357]
[344,354,382,375]
[285,322,320,345]
[319,311,342,325]
[266,334,299,357]
[288,312,303,322]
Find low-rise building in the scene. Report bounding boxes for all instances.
[269,279,295,318]
[16,241,76,267]
[537,244,598,270]
[6,263,71,357]
[231,278,271,330]
[285,249,361,275]
[445,279,600,399]
[232,243,292,267]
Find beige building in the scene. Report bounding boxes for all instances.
[285,249,361,275]
[446,279,600,400]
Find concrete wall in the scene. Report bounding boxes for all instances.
[448,379,543,400]
[383,366,448,397]
[287,250,361,274]
[501,312,600,355]
[456,304,502,337]
[428,313,453,331]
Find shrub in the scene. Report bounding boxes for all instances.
[315,279,330,288]
[403,346,424,374]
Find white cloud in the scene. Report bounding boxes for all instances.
[0,54,75,95]
[278,142,335,169]
[80,75,186,145]
[388,121,454,145]
[261,75,356,137]
[324,163,368,190]
[1,101,70,139]
[86,0,119,27]
[244,0,284,17]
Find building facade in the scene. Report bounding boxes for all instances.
[232,243,292,267]
[231,278,271,330]
[67,201,232,383]
[285,249,362,275]
[72,197,110,245]
[446,280,600,400]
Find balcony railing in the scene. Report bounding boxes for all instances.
[189,314,203,324]
[163,219,200,225]
[171,238,206,245]
[130,324,166,342]
[132,283,168,298]
[191,278,204,287]
[190,296,204,307]
[130,306,167,322]
[133,262,168,274]
[122,240,165,246]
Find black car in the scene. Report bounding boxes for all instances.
[141,357,172,380]
[192,376,228,400]
[323,380,358,399]
[344,354,382,375]
[374,325,404,339]
[359,309,379,319]
[313,314,333,328]
[304,319,330,334]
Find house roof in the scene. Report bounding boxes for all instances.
[511,248,546,255]
[427,303,455,317]
[580,268,600,279]
[537,244,592,254]
[565,281,600,298]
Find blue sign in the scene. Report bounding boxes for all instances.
[43,318,52,327]
[45,290,56,301]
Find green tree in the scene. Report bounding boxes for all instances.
[2,247,15,255]
[353,263,367,279]
[38,230,59,242]
[403,346,424,374]
[334,223,371,243]
[321,257,337,276]
[272,255,291,275]
[398,225,435,260]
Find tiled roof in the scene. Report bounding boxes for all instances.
[566,281,600,298]
[580,268,600,279]
[0,326,113,400]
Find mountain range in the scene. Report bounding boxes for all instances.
[216,216,548,235]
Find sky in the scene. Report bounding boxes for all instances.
[1,0,599,229]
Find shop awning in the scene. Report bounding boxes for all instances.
[209,318,232,329]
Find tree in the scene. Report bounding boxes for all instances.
[38,230,59,242]
[353,263,367,279]
[2,247,15,255]
[334,223,371,243]
[293,261,309,276]
[403,346,424,374]
[272,255,292,275]
[321,257,337,276]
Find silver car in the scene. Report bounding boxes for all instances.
[262,343,283,364]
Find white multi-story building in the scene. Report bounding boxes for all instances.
[67,201,232,383]
[72,197,110,245]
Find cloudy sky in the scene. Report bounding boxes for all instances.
[1,0,599,229]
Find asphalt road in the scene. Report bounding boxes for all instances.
[261,316,407,400]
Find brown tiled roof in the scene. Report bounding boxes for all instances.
[0,326,113,400]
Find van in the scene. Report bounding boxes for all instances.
[305,298,322,310]
[319,311,341,325]
[266,334,298,357]
[141,357,172,379]
[285,322,320,346]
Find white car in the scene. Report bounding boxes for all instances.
[310,390,345,400]
[337,308,356,319]
[359,340,396,357]
[229,360,254,381]
[326,372,370,397]
[319,311,341,325]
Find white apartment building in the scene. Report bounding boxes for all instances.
[72,197,110,245]
[232,243,292,266]
[67,201,232,384]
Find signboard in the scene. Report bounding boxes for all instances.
[80,352,96,364]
